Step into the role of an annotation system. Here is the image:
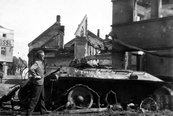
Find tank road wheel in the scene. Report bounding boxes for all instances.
[140,97,158,112]
[154,86,173,110]
[67,86,93,109]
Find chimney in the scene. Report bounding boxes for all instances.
[105,35,109,39]
[97,29,100,37]
[56,15,61,24]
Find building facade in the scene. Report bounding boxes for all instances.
[73,15,111,67]
[28,15,112,75]
[0,26,14,76]
[111,0,173,80]
[28,15,66,73]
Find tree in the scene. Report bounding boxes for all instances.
[18,57,27,78]
[7,56,27,76]
[7,56,18,75]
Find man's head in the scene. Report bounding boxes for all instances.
[35,50,45,61]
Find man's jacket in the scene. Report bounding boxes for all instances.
[29,60,45,85]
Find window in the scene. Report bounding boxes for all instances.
[2,34,6,38]
[1,47,6,56]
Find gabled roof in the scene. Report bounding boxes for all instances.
[64,38,75,48]
[87,30,104,50]
[64,30,104,50]
[28,20,64,51]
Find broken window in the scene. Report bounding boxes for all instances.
[1,47,6,56]
[2,34,6,38]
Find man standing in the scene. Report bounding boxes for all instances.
[27,50,49,116]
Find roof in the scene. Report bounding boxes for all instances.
[28,21,64,51]
[87,30,104,50]
[0,25,14,32]
[64,38,75,48]
[64,30,104,50]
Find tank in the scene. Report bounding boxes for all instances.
[44,66,173,112]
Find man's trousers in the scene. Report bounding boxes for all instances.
[27,84,47,114]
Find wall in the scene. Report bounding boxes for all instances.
[0,27,14,62]
[75,37,87,59]
[111,0,173,79]
[0,27,14,76]
[113,16,173,50]
[45,53,74,74]
[145,50,173,78]
[112,51,125,69]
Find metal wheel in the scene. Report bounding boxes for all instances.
[68,86,93,109]
[140,97,158,112]
[154,86,173,110]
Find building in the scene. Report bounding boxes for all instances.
[28,15,65,73]
[28,15,112,74]
[64,29,111,67]
[0,25,14,76]
[111,0,173,80]
[65,15,111,67]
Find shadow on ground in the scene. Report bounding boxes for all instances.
[4,79,25,85]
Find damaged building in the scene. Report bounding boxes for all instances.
[65,15,112,68]
[28,15,65,73]
[111,0,173,81]
[28,15,112,73]
[0,26,14,76]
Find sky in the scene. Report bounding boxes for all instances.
[0,0,112,61]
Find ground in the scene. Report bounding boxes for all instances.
[0,75,173,116]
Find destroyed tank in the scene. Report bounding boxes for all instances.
[43,64,173,112]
